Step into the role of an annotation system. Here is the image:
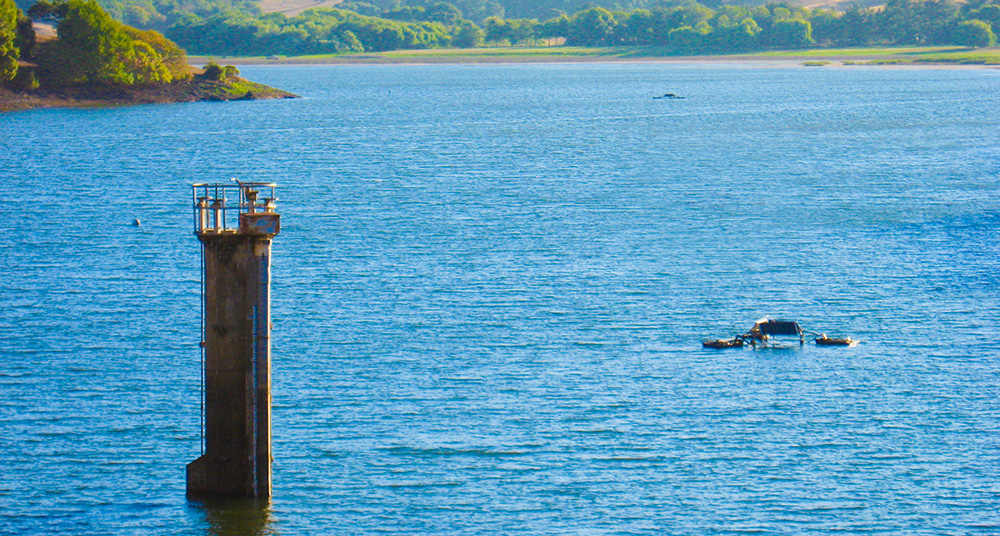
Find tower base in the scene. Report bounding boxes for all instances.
[187,454,259,498]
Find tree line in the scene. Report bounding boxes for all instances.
[4,0,998,87]
[11,0,657,32]
[166,5,463,55]
[549,0,999,50]
[161,0,1000,57]
[0,0,189,89]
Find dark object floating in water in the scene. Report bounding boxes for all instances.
[703,318,855,348]
[653,93,684,99]
[702,337,744,349]
[132,218,141,226]
[815,335,856,346]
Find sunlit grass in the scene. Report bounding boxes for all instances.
[378,46,624,59]
[757,46,969,58]
[915,48,1000,64]
[758,45,1000,64]
[190,45,1000,65]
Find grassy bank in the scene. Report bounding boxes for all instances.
[190,45,1000,66]
[759,46,1000,65]
[191,46,628,65]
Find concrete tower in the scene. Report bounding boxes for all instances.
[187,182,280,499]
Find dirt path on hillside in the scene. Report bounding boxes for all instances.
[258,0,343,16]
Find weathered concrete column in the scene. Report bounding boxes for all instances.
[188,183,280,499]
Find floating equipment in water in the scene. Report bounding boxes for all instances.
[747,319,804,345]
[702,318,855,348]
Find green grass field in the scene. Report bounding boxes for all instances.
[759,46,1000,64]
[190,45,1000,66]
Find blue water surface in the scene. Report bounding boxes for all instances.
[3,63,1000,535]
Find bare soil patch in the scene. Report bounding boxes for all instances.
[258,0,343,16]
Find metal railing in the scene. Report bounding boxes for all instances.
[191,181,278,234]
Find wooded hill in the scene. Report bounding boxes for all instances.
[10,0,684,31]
[169,0,1000,56]
[7,0,1000,62]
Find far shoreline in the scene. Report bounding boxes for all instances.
[189,45,1000,69]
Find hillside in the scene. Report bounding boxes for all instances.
[350,0,877,19]
[12,0,887,30]
[13,0,999,61]
[801,0,886,9]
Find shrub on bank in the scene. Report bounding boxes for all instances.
[202,60,239,81]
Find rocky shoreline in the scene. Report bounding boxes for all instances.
[0,77,298,112]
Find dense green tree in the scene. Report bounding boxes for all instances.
[654,4,713,33]
[835,6,876,46]
[879,0,960,44]
[750,5,770,24]
[808,9,840,45]
[618,9,654,45]
[770,5,792,21]
[452,19,483,46]
[565,7,617,45]
[668,24,704,51]
[15,11,33,57]
[394,0,503,23]
[484,15,533,44]
[0,0,18,82]
[125,25,187,77]
[509,18,536,43]
[714,5,752,26]
[709,16,760,51]
[951,18,996,46]
[340,29,363,50]
[202,60,238,80]
[38,0,136,83]
[385,5,426,21]
[537,13,568,42]
[37,0,187,84]
[482,16,504,42]
[766,18,813,48]
[167,8,450,54]
[98,0,260,32]
[424,2,462,24]
[968,4,1000,31]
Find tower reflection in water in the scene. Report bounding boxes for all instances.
[190,498,275,536]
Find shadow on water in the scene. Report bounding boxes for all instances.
[189,498,276,536]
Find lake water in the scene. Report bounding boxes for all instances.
[3,63,1000,535]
